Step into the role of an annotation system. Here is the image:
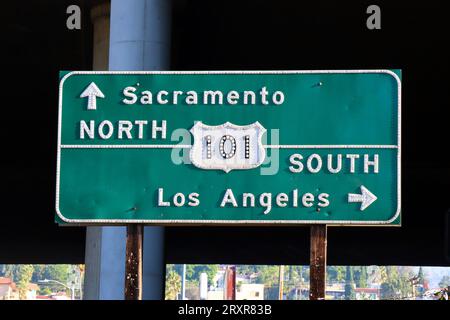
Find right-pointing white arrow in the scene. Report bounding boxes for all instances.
[348,185,377,211]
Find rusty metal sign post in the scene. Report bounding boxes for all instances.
[124,225,143,300]
[309,225,327,300]
[224,266,237,300]
[278,265,285,300]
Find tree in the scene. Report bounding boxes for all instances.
[327,266,345,284]
[237,265,258,277]
[359,266,368,288]
[336,266,346,283]
[439,275,450,289]
[297,266,304,282]
[380,282,395,300]
[2,265,19,281]
[397,267,413,299]
[165,270,181,300]
[176,264,219,287]
[30,265,72,294]
[417,267,424,285]
[254,265,281,300]
[380,266,412,300]
[194,265,219,287]
[414,266,429,297]
[284,266,299,299]
[45,265,70,288]
[185,265,196,283]
[301,266,310,283]
[379,266,388,283]
[344,266,356,300]
[256,266,279,287]
[387,266,400,298]
[31,265,46,283]
[39,287,52,296]
[16,265,34,299]
[203,265,219,287]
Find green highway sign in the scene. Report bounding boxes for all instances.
[56,70,401,225]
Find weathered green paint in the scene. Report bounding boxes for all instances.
[56,70,401,225]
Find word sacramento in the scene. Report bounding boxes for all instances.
[122,86,286,105]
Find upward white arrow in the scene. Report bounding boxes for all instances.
[348,185,377,211]
[80,82,105,110]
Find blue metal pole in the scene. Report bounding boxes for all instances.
[181,264,186,300]
[109,0,170,300]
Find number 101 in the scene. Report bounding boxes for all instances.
[205,135,251,159]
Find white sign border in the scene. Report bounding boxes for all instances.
[56,70,401,225]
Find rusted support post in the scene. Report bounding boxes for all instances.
[125,225,143,300]
[278,265,284,300]
[224,265,236,300]
[310,225,327,300]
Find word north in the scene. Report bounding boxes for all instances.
[79,120,167,140]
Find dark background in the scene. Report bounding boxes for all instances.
[1,0,449,266]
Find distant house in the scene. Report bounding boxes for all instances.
[325,284,345,300]
[26,283,39,300]
[207,290,224,300]
[50,292,71,300]
[0,277,39,300]
[0,277,18,300]
[206,284,265,300]
[355,287,381,300]
[36,292,71,300]
[236,283,264,300]
[236,273,259,283]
